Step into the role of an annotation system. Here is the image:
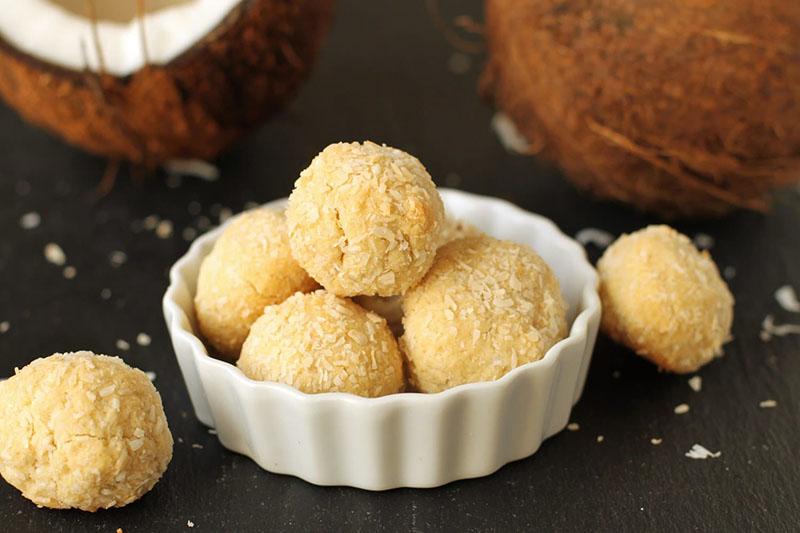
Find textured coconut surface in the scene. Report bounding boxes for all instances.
[0,0,799,531]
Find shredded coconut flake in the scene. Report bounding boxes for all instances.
[688,376,702,392]
[128,439,144,451]
[491,112,530,154]
[19,212,40,229]
[775,285,800,313]
[145,371,156,382]
[115,339,130,351]
[99,384,116,397]
[191,443,204,449]
[62,266,77,279]
[0,321,9,334]
[759,399,777,409]
[109,251,127,268]
[187,520,195,528]
[651,438,663,445]
[163,159,220,181]
[685,444,721,459]
[44,243,66,266]
[692,233,714,250]
[100,288,112,300]
[567,422,580,431]
[760,314,800,341]
[596,435,604,443]
[155,220,173,239]
[674,403,690,415]
[575,228,614,249]
[136,333,152,346]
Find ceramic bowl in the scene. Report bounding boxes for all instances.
[163,189,601,490]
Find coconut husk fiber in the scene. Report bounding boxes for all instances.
[482,0,800,218]
[0,0,333,167]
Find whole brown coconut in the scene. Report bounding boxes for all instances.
[0,0,333,166]
[482,0,800,217]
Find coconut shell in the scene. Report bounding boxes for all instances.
[482,0,800,217]
[0,0,333,166]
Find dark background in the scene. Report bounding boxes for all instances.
[1,1,799,531]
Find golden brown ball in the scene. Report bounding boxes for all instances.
[598,225,734,373]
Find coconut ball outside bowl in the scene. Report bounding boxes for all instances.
[0,352,173,511]
[163,189,601,489]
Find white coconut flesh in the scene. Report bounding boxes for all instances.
[0,0,243,76]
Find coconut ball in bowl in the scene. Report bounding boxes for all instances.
[597,225,734,373]
[286,141,445,297]
[194,208,318,361]
[0,351,172,511]
[401,235,568,393]
[238,290,404,397]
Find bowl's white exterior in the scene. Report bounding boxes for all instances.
[163,189,600,490]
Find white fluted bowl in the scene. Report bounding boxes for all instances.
[163,189,600,490]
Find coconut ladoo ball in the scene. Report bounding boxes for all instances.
[401,236,568,393]
[239,291,404,397]
[482,0,800,217]
[0,352,173,511]
[195,208,318,360]
[598,225,734,373]
[286,141,445,297]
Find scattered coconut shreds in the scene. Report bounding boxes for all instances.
[62,266,77,279]
[156,220,174,239]
[692,233,714,250]
[596,435,604,443]
[109,251,128,268]
[100,288,112,300]
[164,158,220,182]
[723,266,736,280]
[567,422,580,431]
[650,438,663,445]
[136,333,152,346]
[674,403,690,415]
[143,215,160,231]
[685,444,721,459]
[44,243,66,266]
[688,376,702,392]
[491,112,531,154]
[775,285,800,313]
[19,211,41,230]
[759,399,778,409]
[191,443,204,449]
[0,321,9,334]
[187,520,195,528]
[447,52,471,75]
[182,227,198,242]
[760,314,800,341]
[208,429,218,435]
[115,339,130,351]
[145,371,156,382]
[575,228,614,249]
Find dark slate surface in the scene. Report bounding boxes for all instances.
[1,1,798,531]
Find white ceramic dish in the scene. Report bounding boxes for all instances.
[163,189,601,490]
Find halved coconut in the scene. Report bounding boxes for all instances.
[0,0,333,165]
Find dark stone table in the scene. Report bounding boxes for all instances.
[1,1,798,531]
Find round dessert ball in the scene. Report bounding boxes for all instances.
[195,208,318,361]
[0,352,173,511]
[597,225,734,373]
[286,141,445,297]
[401,236,568,393]
[238,290,404,397]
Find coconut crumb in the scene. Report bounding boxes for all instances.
[208,429,218,435]
[143,215,160,231]
[575,228,614,249]
[759,399,777,409]
[596,435,604,443]
[650,437,663,445]
[100,288,112,300]
[44,243,66,266]
[760,314,800,341]
[115,339,130,351]
[0,321,9,334]
[187,520,195,528]
[685,444,721,459]
[567,422,580,431]
[62,266,77,279]
[163,158,220,181]
[136,333,151,347]
[692,233,714,249]
[191,444,203,449]
[674,403,690,415]
[19,212,41,230]
[775,285,800,313]
[155,220,173,239]
[491,112,530,154]
[688,376,702,392]
[109,251,127,268]
[145,371,156,382]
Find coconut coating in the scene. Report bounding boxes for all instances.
[195,208,317,360]
[597,225,734,373]
[238,291,404,397]
[0,352,172,511]
[401,236,568,393]
[286,141,445,297]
